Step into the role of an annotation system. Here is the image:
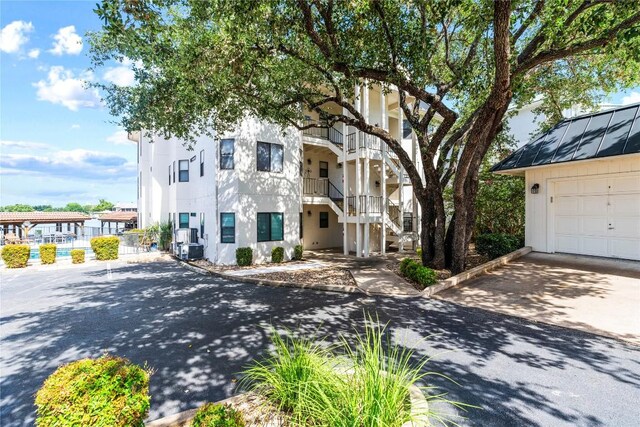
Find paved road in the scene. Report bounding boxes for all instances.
[1,260,639,426]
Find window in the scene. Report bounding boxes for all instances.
[200,213,205,237]
[319,161,328,178]
[319,211,329,228]
[257,141,284,172]
[168,165,171,185]
[220,213,235,243]
[179,212,189,229]
[200,150,205,177]
[220,139,234,170]
[402,119,413,139]
[257,212,284,242]
[299,212,303,238]
[173,161,176,183]
[179,160,189,182]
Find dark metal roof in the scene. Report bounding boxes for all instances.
[492,103,640,172]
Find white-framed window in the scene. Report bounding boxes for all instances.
[200,150,205,176]
[220,139,234,170]
[179,160,189,182]
[257,141,283,173]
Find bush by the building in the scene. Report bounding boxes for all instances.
[71,249,85,264]
[90,236,120,260]
[34,355,150,427]
[191,403,245,427]
[1,244,30,268]
[293,244,303,260]
[39,244,57,265]
[236,247,253,266]
[271,246,284,263]
[475,233,523,259]
[399,258,437,288]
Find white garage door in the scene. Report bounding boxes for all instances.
[553,173,640,260]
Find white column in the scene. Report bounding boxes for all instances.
[380,87,387,254]
[342,107,349,255]
[354,84,362,257]
[398,102,404,252]
[363,83,370,257]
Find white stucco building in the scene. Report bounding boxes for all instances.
[134,85,421,264]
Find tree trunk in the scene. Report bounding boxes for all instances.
[418,187,446,270]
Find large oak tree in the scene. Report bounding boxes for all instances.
[90,0,640,273]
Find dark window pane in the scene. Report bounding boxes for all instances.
[299,212,303,238]
[200,213,205,237]
[220,213,235,243]
[597,106,637,157]
[573,112,613,159]
[179,213,189,229]
[257,142,270,171]
[200,150,204,176]
[270,213,284,240]
[168,165,171,185]
[319,211,329,228]
[257,213,270,242]
[402,119,412,139]
[179,160,189,182]
[220,139,234,169]
[271,144,284,173]
[319,161,328,178]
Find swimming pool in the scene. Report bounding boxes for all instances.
[29,247,94,260]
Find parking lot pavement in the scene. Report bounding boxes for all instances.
[2,260,639,426]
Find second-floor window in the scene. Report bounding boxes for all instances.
[168,165,171,185]
[200,150,205,176]
[172,161,176,183]
[402,119,413,139]
[257,141,283,173]
[220,139,234,170]
[319,161,328,178]
[179,160,189,182]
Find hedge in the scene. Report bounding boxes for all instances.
[90,236,120,260]
[399,258,437,288]
[271,246,284,263]
[35,355,150,427]
[40,244,57,265]
[475,233,523,259]
[71,249,85,264]
[293,244,304,261]
[191,403,245,427]
[1,244,30,268]
[236,247,253,266]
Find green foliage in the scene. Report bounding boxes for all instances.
[1,204,34,212]
[293,244,303,261]
[71,249,85,264]
[399,258,437,288]
[39,244,57,265]
[191,403,245,427]
[475,166,525,238]
[271,246,284,263]
[63,202,88,213]
[1,244,30,268]
[159,222,172,251]
[242,318,460,426]
[34,355,150,427]
[93,199,114,211]
[475,233,523,259]
[236,247,253,266]
[90,236,120,260]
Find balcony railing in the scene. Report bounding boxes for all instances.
[359,133,383,151]
[303,178,344,201]
[302,118,343,146]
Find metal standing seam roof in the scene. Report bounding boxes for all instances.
[492,103,640,172]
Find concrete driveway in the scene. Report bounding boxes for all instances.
[436,252,640,344]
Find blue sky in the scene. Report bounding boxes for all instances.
[1,1,640,207]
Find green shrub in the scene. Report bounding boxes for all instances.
[236,247,253,266]
[399,258,437,288]
[71,249,85,264]
[158,222,173,251]
[271,246,284,263]
[90,236,119,260]
[1,244,30,268]
[35,355,150,427]
[475,233,523,259]
[40,244,57,265]
[191,403,245,427]
[293,244,303,261]
[416,247,422,258]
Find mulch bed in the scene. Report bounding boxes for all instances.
[250,267,357,288]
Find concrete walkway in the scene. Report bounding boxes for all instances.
[435,252,640,344]
[306,249,420,296]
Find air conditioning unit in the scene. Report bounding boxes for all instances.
[175,228,190,244]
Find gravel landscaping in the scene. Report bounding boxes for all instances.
[249,267,357,288]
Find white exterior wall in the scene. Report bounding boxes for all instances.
[523,155,640,252]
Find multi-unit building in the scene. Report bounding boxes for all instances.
[134,85,421,264]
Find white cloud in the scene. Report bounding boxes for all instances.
[106,129,136,145]
[27,48,40,58]
[49,25,82,56]
[103,66,136,87]
[621,91,640,105]
[0,140,51,151]
[70,124,81,129]
[33,66,101,111]
[0,20,34,53]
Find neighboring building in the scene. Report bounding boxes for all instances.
[135,85,421,264]
[493,102,640,261]
[113,202,137,212]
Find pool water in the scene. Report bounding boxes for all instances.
[29,248,94,260]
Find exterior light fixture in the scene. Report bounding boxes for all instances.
[307,158,312,165]
[531,183,540,194]
[307,210,312,216]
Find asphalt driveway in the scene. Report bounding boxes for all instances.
[1,259,640,426]
[436,252,640,344]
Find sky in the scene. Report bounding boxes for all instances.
[1,1,640,208]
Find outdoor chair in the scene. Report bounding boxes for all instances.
[4,233,21,245]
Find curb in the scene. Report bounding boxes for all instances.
[421,246,532,297]
[175,258,363,295]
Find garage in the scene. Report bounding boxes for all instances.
[492,102,640,261]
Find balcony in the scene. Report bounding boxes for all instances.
[347,132,384,154]
[302,177,344,212]
[302,118,344,147]
[346,195,383,216]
